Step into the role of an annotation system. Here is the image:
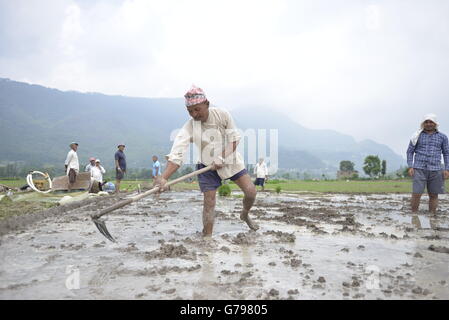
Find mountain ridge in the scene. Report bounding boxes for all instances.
[0,78,405,174]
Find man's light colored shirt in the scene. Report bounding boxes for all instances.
[65,149,79,175]
[91,165,106,183]
[152,160,162,176]
[254,162,268,178]
[167,107,245,179]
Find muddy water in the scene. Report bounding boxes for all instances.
[0,191,448,300]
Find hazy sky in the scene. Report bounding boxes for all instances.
[1,0,448,156]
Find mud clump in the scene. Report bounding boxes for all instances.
[317,276,326,283]
[428,245,449,254]
[117,242,139,253]
[145,244,192,260]
[351,280,361,287]
[263,230,296,243]
[290,259,302,268]
[137,264,201,276]
[231,232,258,245]
[412,287,423,295]
[162,288,176,294]
[159,244,188,257]
[220,246,231,254]
[60,243,86,251]
[268,289,279,297]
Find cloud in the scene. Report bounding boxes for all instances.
[1,0,448,155]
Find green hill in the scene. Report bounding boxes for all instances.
[0,78,405,175]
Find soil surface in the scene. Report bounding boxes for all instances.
[1,191,448,299]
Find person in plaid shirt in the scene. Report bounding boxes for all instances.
[407,114,449,213]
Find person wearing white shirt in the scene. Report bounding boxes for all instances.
[64,142,79,191]
[90,159,106,192]
[254,158,269,191]
[91,159,106,183]
[153,85,259,237]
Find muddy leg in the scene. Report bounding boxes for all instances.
[233,174,258,231]
[429,193,438,214]
[115,179,120,194]
[411,193,422,212]
[202,190,216,236]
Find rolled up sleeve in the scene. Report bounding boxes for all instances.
[442,135,449,170]
[406,141,415,168]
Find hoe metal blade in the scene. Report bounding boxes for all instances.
[92,218,116,242]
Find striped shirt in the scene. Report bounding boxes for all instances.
[406,131,449,171]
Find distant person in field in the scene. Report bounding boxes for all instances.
[90,159,106,192]
[85,157,96,172]
[153,85,258,237]
[152,155,162,178]
[65,142,79,191]
[407,114,449,213]
[254,158,269,191]
[115,144,127,193]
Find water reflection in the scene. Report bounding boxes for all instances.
[411,215,440,230]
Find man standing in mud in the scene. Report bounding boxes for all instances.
[115,144,127,194]
[254,158,269,191]
[65,142,79,191]
[154,85,258,237]
[407,114,449,213]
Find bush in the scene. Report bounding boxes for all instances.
[275,185,281,194]
[218,184,232,196]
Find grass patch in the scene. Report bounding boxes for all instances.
[112,179,417,193]
[0,179,27,188]
[0,197,58,221]
[1,178,430,194]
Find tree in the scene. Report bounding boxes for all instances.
[339,160,355,172]
[363,155,381,178]
[381,160,387,177]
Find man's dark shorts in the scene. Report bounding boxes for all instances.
[255,178,265,186]
[68,169,77,184]
[413,169,445,194]
[196,163,248,192]
[116,169,125,181]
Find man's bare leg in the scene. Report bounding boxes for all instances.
[234,174,259,231]
[411,193,422,212]
[202,190,216,236]
[115,180,121,194]
[429,193,438,214]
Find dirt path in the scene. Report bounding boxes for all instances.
[1,191,448,299]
